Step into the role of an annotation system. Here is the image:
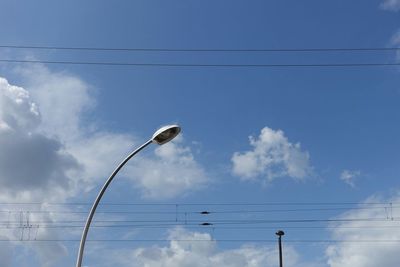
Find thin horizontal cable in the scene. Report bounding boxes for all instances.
[202,206,399,214]
[1,205,396,214]
[201,218,400,225]
[1,239,400,243]
[0,202,176,206]
[0,45,399,52]
[1,218,398,224]
[0,59,400,68]
[9,219,193,225]
[1,224,399,229]
[0,202,395,206]
[208,218,399,225]
[0,210,177,215]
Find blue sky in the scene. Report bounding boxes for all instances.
[0,1,400,266]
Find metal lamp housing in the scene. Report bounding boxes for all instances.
[152,125,181,145]
[276,230,285,236]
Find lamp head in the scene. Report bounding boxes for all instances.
[152,125,181,145]
[276,230,285,237]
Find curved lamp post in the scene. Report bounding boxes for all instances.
[75,125,181,267]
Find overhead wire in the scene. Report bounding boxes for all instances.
[0,45,398,247]
[0,205,398,214]
[1,238,400,243]
[0,59,399,68]
[1,217,398,225]
[0,201,397,205]
[1,224,399,230]
[1,202,397,246]
[1,203,396,228]
[0,45,399,52]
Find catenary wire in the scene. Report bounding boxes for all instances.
[0,45,399,52]
[1,218,398,224]
[0,202,397,206]
[1,224,399,229]
[1,239,400,243]
[0,206,400,215]
[0,205,398,214]
[0,59,400,68]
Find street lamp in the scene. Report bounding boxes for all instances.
[75,125,181,267]
[276,230,285,267]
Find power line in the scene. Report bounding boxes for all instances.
[195,206,400,214]
[1,218,398,224]
[0,59,400,68]
[0,45,399,52]
[1,205,397,214]
[0,202,396,206]
[1,238,400,243]
[0,202,175,206]
[1,224,399,230]
[0,210,180,215]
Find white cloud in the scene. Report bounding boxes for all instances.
[0,63,208,266]
[340,170,361,187]
[67,131,136,191]
[128,137,208,199]
[380,0,400,11]
[232,127,311,183]
[0,77,80,203]
[325,194,400,267]
[12,63,208,200]
[0,208,69,267]
[13,64,94,141]
[108,227,306,267]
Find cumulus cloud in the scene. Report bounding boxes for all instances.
[12,63,208,200]
[0,77,80,202]
[380,0,400,11]
[325,194,400,267]
[128,137,208,199]
[14,64,94,141]
[340,170,361,187]
[0,63,208,266]
[110,227,305,267]
[14,65,141,195]
[232,127,311,183]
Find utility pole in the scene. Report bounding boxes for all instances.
[276,230,285,267]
